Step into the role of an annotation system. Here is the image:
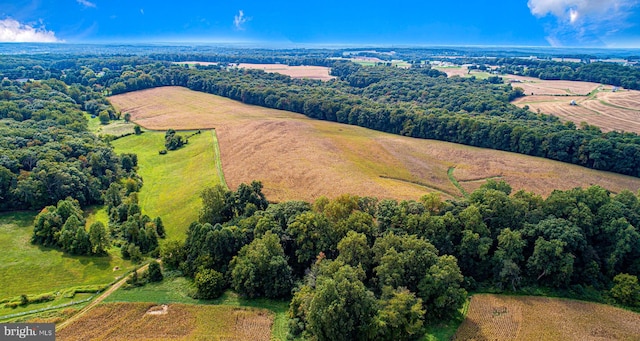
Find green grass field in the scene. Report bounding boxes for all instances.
[86,114,136,137]
[467,71,495,80]
[0,212,133,301]
[106,277,290,340]
[110,130,223,239]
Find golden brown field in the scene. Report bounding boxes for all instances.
[57,303,272,341]
[234,63,335,81]
[513,89,640,134]
[505,75,600,95]
[172,62,335,81]
[434,66,470,77]
[453,294,640,341]
[110,87,640,202]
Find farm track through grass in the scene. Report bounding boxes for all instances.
[379,175,460,198]
[447,167,469,198]
[211,130,228,190]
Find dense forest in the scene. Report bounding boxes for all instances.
[0,73,165,258]
[161,180,640,340]
[0,78,123,211]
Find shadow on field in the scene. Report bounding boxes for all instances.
[452,318,488,341]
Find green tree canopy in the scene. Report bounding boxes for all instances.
[229,231,293,298]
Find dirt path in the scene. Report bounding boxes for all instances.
[56,264,149,331]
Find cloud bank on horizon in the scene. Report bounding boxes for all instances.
[0,18,60,43]
[528,0,640,46]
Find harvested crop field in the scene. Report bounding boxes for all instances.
[234,63,335,81]
[505,75,600,95]
[513,89,640,134]
[110,87,640,201]
[172,62,335,81]
[57,302,272,341]
[453,294,640,341]
[434,66,470,77]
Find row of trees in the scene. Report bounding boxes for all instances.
[104,180,166,260]
[480,58,640,90]
[31,159,165,258]
[159,180,640,340]
[31,198,109,255]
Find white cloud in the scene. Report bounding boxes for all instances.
[0,18,60,42]
[76,0,96,8]
[234,10,250,30]
[527,0,639,46]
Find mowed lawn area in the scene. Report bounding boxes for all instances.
[110,130,223,239]
[0,212,133,300]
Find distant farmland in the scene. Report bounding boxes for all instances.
[504,74,601,96]
[513,88,640,134]
[173,61,335,81]
[110,86,640,202]
[438,64,640,134]
[453,294,640,340]
[57,303,273,341]
[440,67,640,134]
[235,63,336,81]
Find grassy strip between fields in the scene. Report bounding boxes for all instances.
[211,129,229,190]
[0,295,94,322]
[420,297,469,340]
[447,167,469,198]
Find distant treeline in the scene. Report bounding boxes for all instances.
[444,57,640,90]
[493,58,640,90]
[91,60,640,178]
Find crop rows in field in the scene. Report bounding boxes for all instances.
[505,75,600,95]
[453,294,640,341]
[513,89,640,134]
[57,303,273,341]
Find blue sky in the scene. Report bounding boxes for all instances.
[1,0,640,47]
